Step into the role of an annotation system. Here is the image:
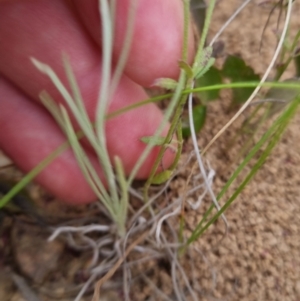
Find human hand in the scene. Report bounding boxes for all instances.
[0,0,194,204]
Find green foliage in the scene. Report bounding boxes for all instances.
[182,105,206,138]
[222,55,260,104]
[0,142,70,209]
[193,54,261,105]
[195,57,215,79]
[295,48,300,76]
[178,60,194,79]
[194,46,214,78]
[154,78,178,90]
[195,66,222,102]
[182,53,261,139]
[1,0,298,259]
[263,78,300,118]
[151,170,173,185]
[140,136,166,146]
[33,56,129,236]
[186,95,300,246]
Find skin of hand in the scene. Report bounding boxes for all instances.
[0,0,195,204]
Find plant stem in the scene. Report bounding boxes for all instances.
[186,95,300,245]
[192,0,217,73]
[141,0,191,201]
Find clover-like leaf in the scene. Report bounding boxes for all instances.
[195,66,223,102]
[222,55,260,104]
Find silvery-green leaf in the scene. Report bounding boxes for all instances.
[195,57,215,79]
[193,46,213,76]
[153,78,178,90]
[140,136,166,146]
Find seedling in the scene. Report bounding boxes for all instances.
[0,0,299,300]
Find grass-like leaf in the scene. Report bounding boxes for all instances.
[186,94,300,245]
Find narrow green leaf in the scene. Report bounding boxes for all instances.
[195,57,215,79]
[151,170,172,184]
[187,96,300,245]
[193,46,213,76]
[140,136,166,146]
[178,60,194,79]
[153,78,178,90]
[263,78,300,118]
[294,49,300,77]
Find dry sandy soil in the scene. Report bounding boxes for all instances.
[1,1,300,301]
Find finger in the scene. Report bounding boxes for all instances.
[73,0,195,87]
[0,0,175,178]
[0,0,100,117]
[0,77,100,204]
